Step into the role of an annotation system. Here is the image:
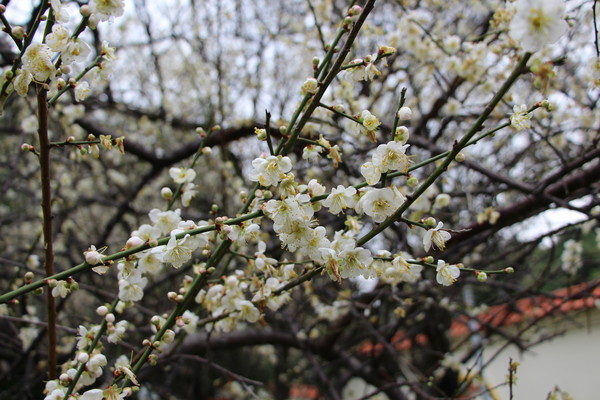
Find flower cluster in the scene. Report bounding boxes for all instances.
[12,1,118,99]
[361,140,411,185]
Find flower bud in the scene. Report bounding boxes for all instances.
[59,373,70,384]
[476,271,488,282]
[160,188,172,201]
[80,5,91,16]
[454,152,465,162]
[504,267,515,274]
[105,313,115,323]
[424,256,435,264]
[24,271,34,283]
[424,217,437,227]
[201,146,212,155]
[77,352,89,364]
[348,5,363,16]
[162,329,175,344]
[301,77,319,95]
[407,176,418,187]
[96,305,108,316]
[397,106,412,121]
[342,16,353,30]
[60,65,71,75]
[11,26,25,40]
[85,247,103,265]
[195,127,206,137]
[21,143,33,152]
[254,127,267,141]
[332,104,346,113]
[126,236,144,249]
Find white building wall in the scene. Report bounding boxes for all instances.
[481,312,600,399]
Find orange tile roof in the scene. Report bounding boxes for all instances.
[359,280,600,354]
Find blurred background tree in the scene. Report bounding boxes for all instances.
[0,0,599,399]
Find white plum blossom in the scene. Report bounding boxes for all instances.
[118,268,148,302]
[107,320,128,343]
[50,0,71,23]
[355,187,405,223]
[388,255,422,284]
[322,185,357,215]
[132,224,161,242]
[75,81,91,102]
[361,141,410,185]
[278,218,315,252]
[248,155,293,187]
[169,167,197,184]
[51,280,71,298]
[423,221,452,252]
[346,58,367,81]
[320,240,373,282]
[235,299,260,323]
[359,110,381,133]
[226,223,260,246]
[148,208,181,234]
[45,24,70,52]
[372,141,410,174]
[44,388,67,400]
[363,54,381,81]
[360,161,382,185]
[13,69,33,96]
[22,43,56,81]
[89,0,125,21]
[320,247,344,283]
[181,182,197,206]
[137,252,163,275]
[61,38,91,65]
[264,194,313,234]
[436,260,460,286]
[561,239,583,274]
[509,0,568,53]
[254,241,278,275]
[307,179,326,197]
[80,389,103,400]
[302,145,322,162]
[154,231,194,269]
[114,355,139,385]
[338,246,373,279]
[300,226,331,262]
[180,310,200,334]
[510,104,531,131]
